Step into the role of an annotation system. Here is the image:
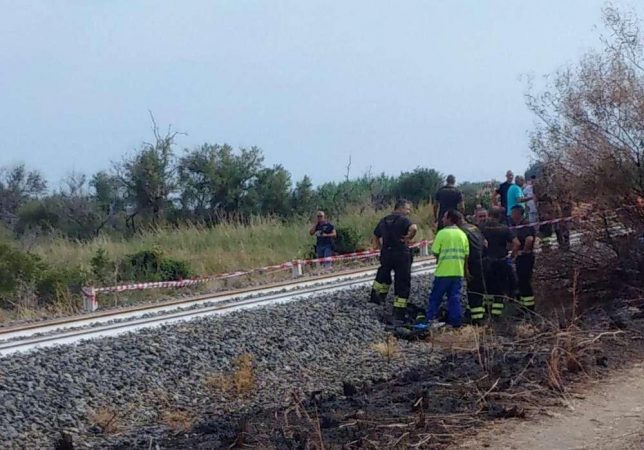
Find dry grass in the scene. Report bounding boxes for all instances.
[204,353,256,397]
[429,325,489,352]
[161,409,195,433]
[0,281,81,323]
[372,334,400,361]
[1,204,435,320]
[514,323,539,339]
[27,204,434,277]
[87,406,122,434]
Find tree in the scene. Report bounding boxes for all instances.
[291,175,316,216]
[177,143,264,221]
[524,161,544,180]
[254,165,292,216]
[391,168,444,205]
[15,172,120,239]
[177,144,218,219]
[90,171,126,233]
[117,115,181,228]
[0,164,47,227]
[459,181,491,213]
[364,173,395,210]
[526,6,644,207]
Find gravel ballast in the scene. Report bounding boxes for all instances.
[0,276,438,449]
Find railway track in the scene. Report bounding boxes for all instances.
[0,226,627,358]
[0,259,438,357]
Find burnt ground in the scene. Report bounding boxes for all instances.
[127,234,644,450]
[157,296,644,450]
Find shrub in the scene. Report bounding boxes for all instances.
[0,243,46,297]
[36,266,87,305]
[158,258,193,281]
[0,243,86,308]
[91,248,116,284]
[302,243,317,259]
[118,249,193,282]
[333,225,362,254]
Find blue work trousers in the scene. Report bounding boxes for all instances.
[427,276,463,327]
[316,244,333,267]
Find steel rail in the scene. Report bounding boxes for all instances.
[0,261,437,357]
[1,258,439,340]
[0,226,628,357]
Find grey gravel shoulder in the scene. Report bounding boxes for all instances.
[0,276,438,449]
[0,272,412,344]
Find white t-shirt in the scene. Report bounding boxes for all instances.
[523,184,537,214]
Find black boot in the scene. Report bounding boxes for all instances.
[405,303,426,325]
[393,306,407,324]
[369,288,386,305]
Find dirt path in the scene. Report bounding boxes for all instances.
[459,362,644,450]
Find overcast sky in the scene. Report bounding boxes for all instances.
[1,1,642,188]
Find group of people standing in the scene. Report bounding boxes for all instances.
[369,171,542,329]
[307,169,565,329]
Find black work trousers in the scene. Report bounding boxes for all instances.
[515,253,535,298]
[375,249,412,300]
[485,258,513,317]
[467,264,487,323]
[485,259,512,296]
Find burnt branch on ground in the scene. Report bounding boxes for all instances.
[158,231,644,450]
[160,309,644,449]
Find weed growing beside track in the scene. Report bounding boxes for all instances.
[0,204,434,322]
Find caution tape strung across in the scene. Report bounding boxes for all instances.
[83,202,637,305]
[508,215,575,230]
[82,240,430,304]
[507,204,635,230]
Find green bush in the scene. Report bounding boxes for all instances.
[333,225,362,254]
[0,224,14,243]
[91,248,116,284]
[118,249,193,282]
[36,266,87,305]
[0,243,87,308]
[158,258,193,281]
[0,243,46,296]
[301,243,317,260]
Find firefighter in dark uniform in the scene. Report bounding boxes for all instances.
[460,219,487,325]
[478,208,520,318]
[370,199,418,322]
[511,205,536,310]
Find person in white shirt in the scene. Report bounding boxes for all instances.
[523,175,538,223]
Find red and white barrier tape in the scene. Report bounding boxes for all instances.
[92,270,246,294]
[302,249,379,265]
[84,204,639,304]
[509,215,575,230]
[85,203,636,302]
[302,239,429,265]
[81,265,294,308]
[507,204,635,230]
[83,240,430,305]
